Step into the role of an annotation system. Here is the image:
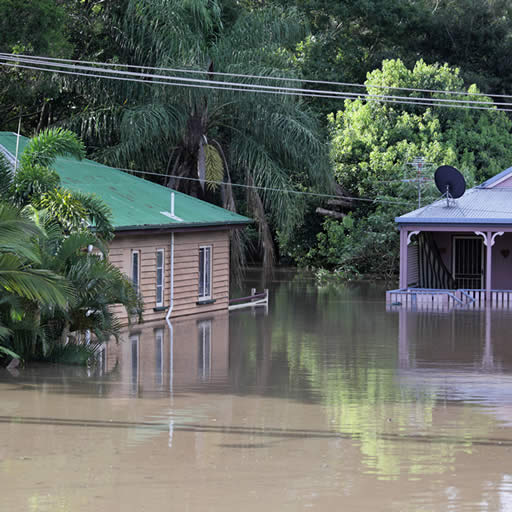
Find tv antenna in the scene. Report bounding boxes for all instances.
[404,157,434,208]
[434,165,466,207]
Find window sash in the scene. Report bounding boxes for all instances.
[199,246,212,299]
[156,249,164,307]
[131,251,140,294]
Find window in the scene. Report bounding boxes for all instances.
[198,246,212,300]
[131,251,140,294]
[156,249,165,307]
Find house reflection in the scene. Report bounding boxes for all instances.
[395,308,512,424]
[395,308,512,371]
[105,313,229,395]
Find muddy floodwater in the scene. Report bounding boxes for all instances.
[3,270,512,511]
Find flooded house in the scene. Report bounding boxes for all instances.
[0,132,250,322]
[387,165,512,310]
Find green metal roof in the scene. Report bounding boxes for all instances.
[0,132,251,230]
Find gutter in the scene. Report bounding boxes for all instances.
[113,219,251,232]
[396,217,512,225]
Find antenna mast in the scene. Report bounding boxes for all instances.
[404,157,433,208]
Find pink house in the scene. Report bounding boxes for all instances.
[387,167,512,309]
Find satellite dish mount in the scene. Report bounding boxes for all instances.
[434,166,466,207]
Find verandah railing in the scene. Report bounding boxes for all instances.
[386,288,512,310]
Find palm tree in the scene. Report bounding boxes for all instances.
[65,0,332,268]
[31,218,141,347]
[10,128,114,240]
[0,203,73,360]
[0,129,138,363]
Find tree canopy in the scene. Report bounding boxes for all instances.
[3,0,512,277]
[300,59,512,277]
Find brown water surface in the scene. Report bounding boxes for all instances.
[2,270,512,511]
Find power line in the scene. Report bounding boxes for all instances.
[53,157,416,206]
[2,54,509,107]
[55,157,512,215]
[2,62,510,114]
[12,145,512,215]
[3,52,512,101]
[2,56,512,112]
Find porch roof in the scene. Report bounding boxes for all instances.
[396,183,512,225]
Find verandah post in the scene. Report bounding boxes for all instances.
[399,227,408,289]
[486,231,493,304]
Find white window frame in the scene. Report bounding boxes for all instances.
[198,246,212,300]
[131,250,140,294]
[155,248,165,307]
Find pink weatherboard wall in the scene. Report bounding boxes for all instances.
[491,233,512,289]
[493,175,512,188]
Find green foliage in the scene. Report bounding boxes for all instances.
[11,129,114,240]
[37,189,88,231]
[20,128,85,169]
[305,59,512,278]
[329,59,512,200]
[307,210,400,280]
[0,153,12,200]
[204,144,224,191]
[0,130,137,366]
[63,0,332,268]
[0,0,71,55]
[13,165,60,206]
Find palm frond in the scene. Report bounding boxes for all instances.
[0,153,13,200]
[20,128,85,169]
[56,232,97,263]
[0,254,73,307]
[70,191,114,241]
[205,144,224,190]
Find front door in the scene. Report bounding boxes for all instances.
[452,236,485,289]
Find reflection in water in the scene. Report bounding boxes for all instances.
[129,333,139,396]
[155,328,164,388]
[105,314,230,398]
[197,320,212,381]
[3,272,512,511]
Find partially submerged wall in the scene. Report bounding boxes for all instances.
[109,230,230,323]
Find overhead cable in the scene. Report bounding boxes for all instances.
[1,56,512,112]
[3,52,512,101]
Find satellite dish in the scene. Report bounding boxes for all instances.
[434,165,466,199]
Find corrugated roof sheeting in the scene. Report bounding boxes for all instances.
[0,132,250,230]
[397,186,512,224]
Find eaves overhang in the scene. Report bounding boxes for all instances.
[114,219,251,233]
[395,217,512,226]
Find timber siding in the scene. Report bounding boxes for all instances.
[109,230,230,323]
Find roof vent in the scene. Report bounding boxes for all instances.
[160,191,183,221]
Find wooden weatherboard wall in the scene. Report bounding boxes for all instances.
[109,230,230,323]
